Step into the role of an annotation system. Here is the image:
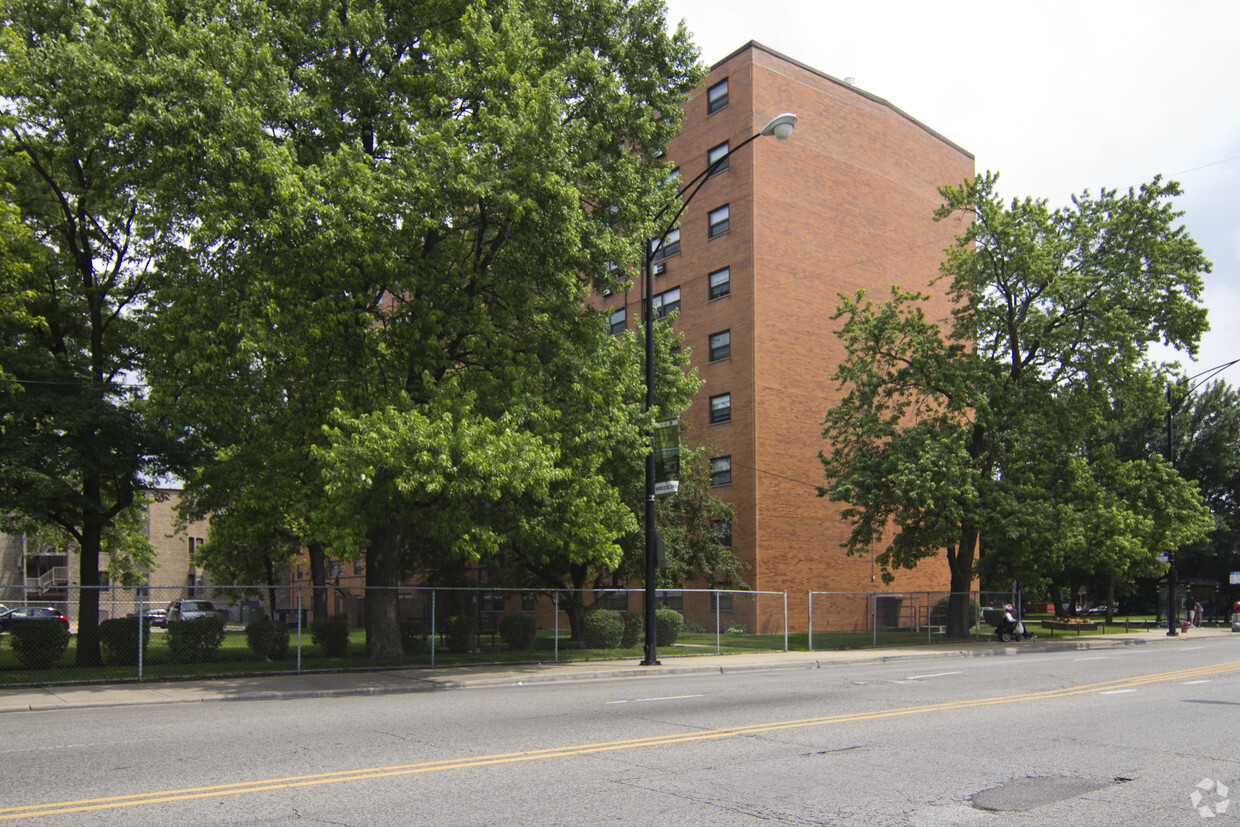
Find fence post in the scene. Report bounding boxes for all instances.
[715,591,721,655]
[296,591,302,674]
[783,592,789,652]
[808,592,814,652]
[927,593,932,644]
[430,590,436,668]
[872,594,878,648]
[137,587,144,682]
[553,592,559,663]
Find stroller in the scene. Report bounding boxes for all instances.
[994,604,1031,642]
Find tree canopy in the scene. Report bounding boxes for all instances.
[137,0,706,656]
[820,172,1214,634]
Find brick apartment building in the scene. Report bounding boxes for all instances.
[601,42,976,631]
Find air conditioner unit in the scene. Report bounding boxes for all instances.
[653,261,666,276]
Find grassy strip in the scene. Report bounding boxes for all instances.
[0,617,1195,687]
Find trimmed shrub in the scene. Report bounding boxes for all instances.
[725,622,748,636]
[498,613,538,651]
[400,619,432,656]
[620,611,642,649]
[444,615,476,654]
[8,619,70,669]
[310,613,351,657]
[100,617,150,666]
[582,609,623,649]
[655,608,683,646]
[245,617,290,661]
[167,616,226,664]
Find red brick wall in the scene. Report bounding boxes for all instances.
[604,44,975,631]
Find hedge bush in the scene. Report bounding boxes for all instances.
[8,619,70,669]
[99,617,150,666]
[620,611,642,649]
[444,615,476,653]
[498,613,538,651]
[245,617,290,661]
[655,608,683,646]
[400,619,431,655]
[310,614,351,657]
[582,609,623,649]
[167,616,226,664]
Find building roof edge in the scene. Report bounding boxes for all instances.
[712,41,975,161]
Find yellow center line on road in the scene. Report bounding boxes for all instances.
[4,659,1238,821]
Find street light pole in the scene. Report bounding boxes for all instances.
[1163,359,1240,637]
[641,113,797,666]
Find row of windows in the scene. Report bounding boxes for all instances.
[650,202,729,260]
[607,270,731,334]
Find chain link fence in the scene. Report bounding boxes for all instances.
[0,584,789,686]
[806,591,1022,648]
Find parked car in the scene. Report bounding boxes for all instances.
[0,606,70,632]
[126,608,168,627]
[165,599,223,623]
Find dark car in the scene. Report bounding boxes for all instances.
[126,608,168,627]
[165,599,223,623]
[0,606,70,632]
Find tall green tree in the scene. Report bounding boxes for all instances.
[819,173,1213,635]
[0,0,253,662]
[1112,380,1240,598]
[147,0,701,657]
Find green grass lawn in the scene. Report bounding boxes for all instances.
[0,615,1207,687]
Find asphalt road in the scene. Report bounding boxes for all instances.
[2,638,1238,825]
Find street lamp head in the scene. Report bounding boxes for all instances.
[760,112,798,141]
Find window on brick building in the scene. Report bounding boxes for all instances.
[711,588,733,613]
[712,520,732,548]
[710,392,731,424]
[709,267,731,300]
[657,590,683,611]
[708,204,730,238]
[651,227,680,261]
[709,329,730,362]
[708,141,729,175]
[711,456,732,487]
[653,286,680,319]
[608,308,626,335]
[707,78,728,114]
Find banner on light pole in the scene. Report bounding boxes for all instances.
[653,419,680,496]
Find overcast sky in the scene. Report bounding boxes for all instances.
[663,0,1240,384]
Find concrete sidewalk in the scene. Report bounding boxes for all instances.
[2,626,1234,714]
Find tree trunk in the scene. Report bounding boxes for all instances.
[308,541,329,623]
[364,521,403,659]
[75,520,104,667]
[265,555,278,617]
[946,522,978,638]
[1048,582,1066,619]
[561,590,584,641]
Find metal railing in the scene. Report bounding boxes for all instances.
[806,591,1022,648]
[0,585,790,686]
